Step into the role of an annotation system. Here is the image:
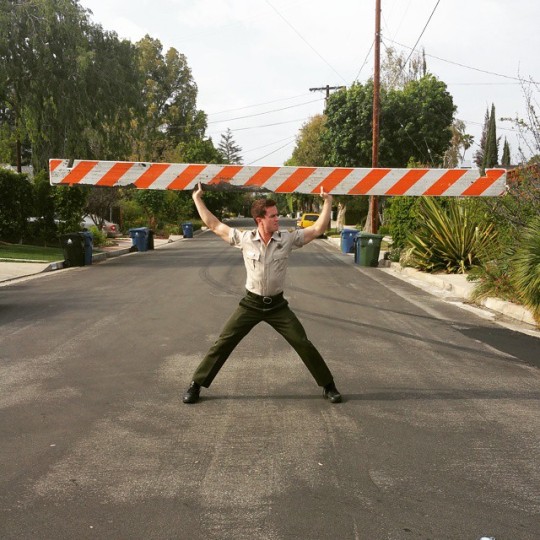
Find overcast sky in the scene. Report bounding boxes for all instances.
[81,0,539,167]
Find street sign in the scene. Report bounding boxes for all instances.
[49,159,506,196]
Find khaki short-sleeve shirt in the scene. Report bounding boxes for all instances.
[229,228,305,296]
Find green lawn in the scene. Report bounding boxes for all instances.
[0,244,64,262]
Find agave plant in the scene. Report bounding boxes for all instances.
[511,216,540,322]
[404,197,498,274]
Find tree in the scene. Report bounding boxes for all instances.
[85,187,122,228]
[0,0,142,172]
[218,128,242,164]
[501,137,511,167]
[443,119,474,167]
[483,103,499,170]
[285,114,328,218]
[131,36,206,161]
[133,190,166,229]
[474,108,490,168]
[323,75,455,168]
[501,77,540,164]
[286,115,327,166]
[381,46,427,90]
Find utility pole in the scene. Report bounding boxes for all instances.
[369,0,381,233]
[309,85,346,107]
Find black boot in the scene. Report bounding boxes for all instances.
[323,381,342,403]
[183,381,201,404]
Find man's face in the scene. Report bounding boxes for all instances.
[258,205,279,233]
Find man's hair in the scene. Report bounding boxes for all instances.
[251,198,277,223]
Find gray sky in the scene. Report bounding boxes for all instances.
[81,0,539,167]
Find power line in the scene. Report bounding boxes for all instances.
[243,135,297,155]
[402,0,441,68]
[247,139,296,165]
[206,93,312,117]
[207,97,324,124]
[352,40,374,84]
[385,37,539,84]
[209,116,309,134]
[263,0,347,84]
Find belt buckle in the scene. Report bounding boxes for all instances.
[263,296,273,305]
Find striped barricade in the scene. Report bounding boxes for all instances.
[49,159,506,196]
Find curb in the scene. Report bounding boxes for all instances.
[323,237,537,329]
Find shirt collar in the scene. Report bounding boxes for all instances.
[253,229,281,243]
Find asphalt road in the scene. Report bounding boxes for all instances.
[1,218,539,540]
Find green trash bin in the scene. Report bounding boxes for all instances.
[354,232,384,267]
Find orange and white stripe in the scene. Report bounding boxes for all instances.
[49,159,506,197]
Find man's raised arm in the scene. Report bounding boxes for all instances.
[303,188,333,245]
[192,183,232,242]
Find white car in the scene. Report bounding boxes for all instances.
[80,216,121,238]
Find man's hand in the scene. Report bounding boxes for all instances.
[192,182,204,200]
[303,187,333,244]
[320,186,332,203]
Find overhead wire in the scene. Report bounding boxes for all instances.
[384,37,539,84]
[401,0,441,69]
[243,135,297,154]
[207,97,324,124]
[352,40,374,84]
[208,116,310,135]
[247,139,296,165]
[263,0,347,84]
[207,93,312,117]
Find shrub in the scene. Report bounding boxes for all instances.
[0,168,34,242]
[88,226,107,247]
[404,197,497,274]
[511,216,540,322]
[384,196,420,249]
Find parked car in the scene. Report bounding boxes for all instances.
[296,213,319,228]
[80,216,121,238]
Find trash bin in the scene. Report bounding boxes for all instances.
[129,227,149,252]
[340,228,359,253]
[79,231,93,265]
[60,233,86,267]
[354,232,384,266]
[147,229,154,250]
[182,222,193,238]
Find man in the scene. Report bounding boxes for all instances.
[183,183,342,404]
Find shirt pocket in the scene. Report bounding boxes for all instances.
[272,251,289,261]
[272,251,289,272]
[245,250,260,269]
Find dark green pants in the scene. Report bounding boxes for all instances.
[192,292,334,388]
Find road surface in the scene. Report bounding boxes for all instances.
[1,219,539,539]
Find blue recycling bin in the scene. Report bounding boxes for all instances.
[340,229,359,253]
[182,222,193,238]
[129,227,149,252]
[79,231,93,265]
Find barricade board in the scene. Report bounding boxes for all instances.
[49,159,506,196]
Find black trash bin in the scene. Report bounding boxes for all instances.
[181,222,193,238]
[60,233,86,267]
[354,232,384,266]
[148,230,154,250]
[79,231,93,265]
[129,227,149,252]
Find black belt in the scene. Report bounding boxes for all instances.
[246,290,284,305]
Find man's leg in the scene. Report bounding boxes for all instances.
[265,306,334,387]
[191,304,261,388]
